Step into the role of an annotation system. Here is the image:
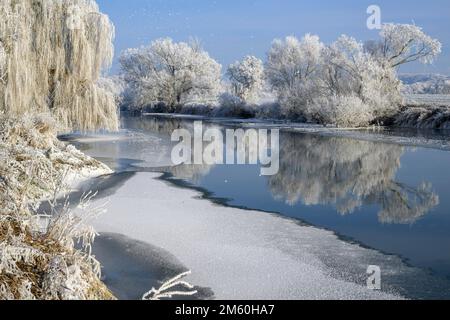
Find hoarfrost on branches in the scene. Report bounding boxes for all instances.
[264,24,440,127]
[266,35,323,92]
[142,271,197,301]
[365,24,442,68]
[120,38,222,111]
[0,0,118,131]
[119,23,443,128]
[227,56,264,104]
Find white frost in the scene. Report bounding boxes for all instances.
[89,172,404,300]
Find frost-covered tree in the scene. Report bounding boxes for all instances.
[318,35,402,125]
[227,56,264,103]
[265,35,324,118]
[265,24,441,127]
[266,35,323,91]
[365,24,442,68]
[120,38,222,111]
[0,0,118,131]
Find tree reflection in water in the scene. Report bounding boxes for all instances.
[269,133,439,224]
[125,116,439,225]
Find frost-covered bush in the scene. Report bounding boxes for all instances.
[0,0,118,131]
[265,35,324,119]
[97,76,126,105]
[311,95,373,128]
[266,35,323,93]
[0,113,111,213]
[269,35,401,124]
[321,35,403,121]
[120,38,222,111]
[227,56,264,104]
[264,34,329,119]
[277,82,319,120]
[0,192,113,300]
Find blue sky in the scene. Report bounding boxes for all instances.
[97,0,450,75]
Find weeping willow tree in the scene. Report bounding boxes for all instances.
[0,0,118,131]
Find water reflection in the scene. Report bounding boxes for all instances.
[124,116,440,225]
[122,116,196,136]
[270,133,439,224]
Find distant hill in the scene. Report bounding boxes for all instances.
[399,73,450,94]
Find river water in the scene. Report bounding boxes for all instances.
[66,115,450,299]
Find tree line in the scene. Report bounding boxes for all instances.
[120,24,441,127]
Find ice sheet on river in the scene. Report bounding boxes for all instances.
[87,172,412,300]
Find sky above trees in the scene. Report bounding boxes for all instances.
[97,0,450,75]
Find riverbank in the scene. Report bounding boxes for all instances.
[0,114,114,300]
[123,93,450,131]
[134,112,450,151]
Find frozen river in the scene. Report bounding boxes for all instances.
[64,115,450,300]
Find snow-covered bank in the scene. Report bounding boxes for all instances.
[0,115,114,300]
[89,172,406,300]
[393,105,450,130]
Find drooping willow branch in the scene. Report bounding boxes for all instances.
[0,0,118,131]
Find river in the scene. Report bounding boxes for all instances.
[63,115,450,300]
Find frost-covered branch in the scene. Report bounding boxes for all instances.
[227,56,264,104]
[142,271,198,301]
[264,23,439,127]
[0,0,118,131]
[120,38,222,111]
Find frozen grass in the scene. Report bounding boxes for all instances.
[394,95,450,129]
[0,114,114,300]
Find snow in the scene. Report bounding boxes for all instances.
[65,165,113,194]
[88,172,404,300]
